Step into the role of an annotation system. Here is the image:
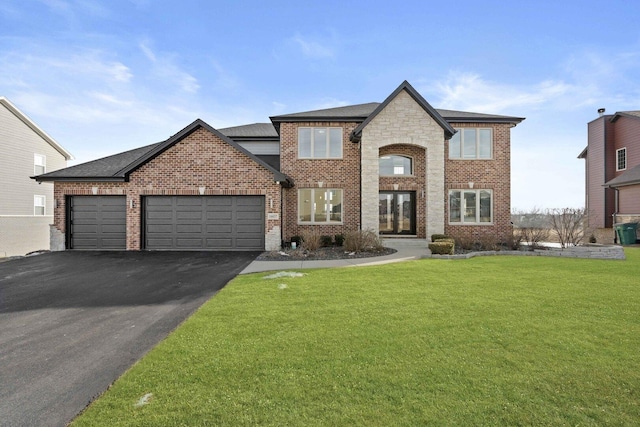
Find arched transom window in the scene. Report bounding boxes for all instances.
[379,154,412,176]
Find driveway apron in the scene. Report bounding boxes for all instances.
[0,251,259,427]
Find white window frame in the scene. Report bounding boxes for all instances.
[616,147,627,171]
[298,127,343,159]
[34,195,46,216]
[379,154,414,176]
[449,128,493,159]
[298,188,343,224]
[34,154,46,175]
[448,189,493,225]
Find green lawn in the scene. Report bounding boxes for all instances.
[73,249,640,426]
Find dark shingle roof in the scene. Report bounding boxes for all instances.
[35,119,293,186]
[271,102,523,125]
[218,123,278,138]
[36,142,160,180]
[605,163,640,187]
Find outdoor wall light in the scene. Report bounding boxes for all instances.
[129,199,135,209]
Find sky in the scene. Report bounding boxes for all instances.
[2,0,640,210]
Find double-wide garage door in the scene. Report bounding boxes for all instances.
[144,196,265,250]
[68,195,265,251]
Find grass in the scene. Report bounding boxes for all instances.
[73,249,640,426]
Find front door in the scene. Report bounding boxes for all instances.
[379,192,416,235]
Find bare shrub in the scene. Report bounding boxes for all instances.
[547,207,586,248]
[344,229,384,253]
[512,207,551,249]
[300,229,322,251]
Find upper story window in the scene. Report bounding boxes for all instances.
[34,195,46,216]
[616,148,627,171]
[449,128,492,159]
[380,155,413,176]
[298,188,343,223]
[34,154,46,175]
[449,189,493,224]
[298,127,342,159]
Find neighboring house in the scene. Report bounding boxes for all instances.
[0,97,73,257]
[579,109,640,243]
[36,81,523,251]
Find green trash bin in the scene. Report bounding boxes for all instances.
[615,222,639,245]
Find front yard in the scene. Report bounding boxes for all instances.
[73,249,640,426]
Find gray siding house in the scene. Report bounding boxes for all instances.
[0,97,73,257]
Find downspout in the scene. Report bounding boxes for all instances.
[611,185,619,244]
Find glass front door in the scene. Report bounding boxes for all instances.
[378,192,416,235]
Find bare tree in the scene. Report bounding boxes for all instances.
[547,208,586,248]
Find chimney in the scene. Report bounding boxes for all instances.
[598,108,606,117]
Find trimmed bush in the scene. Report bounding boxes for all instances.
[321,235,333,247]
[429,241,455,255]
[431,233,448,242]
[335,234,345,247]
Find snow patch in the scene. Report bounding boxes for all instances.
[263,271,305,279]
[134,393,153,407]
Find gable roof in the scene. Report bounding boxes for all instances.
[605,163,640,188]
[611,110,640,122]
[351,80,456,142]
[36,119,293,187]
[0,97,74,160]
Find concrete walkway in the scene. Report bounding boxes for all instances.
[241,238,431,274]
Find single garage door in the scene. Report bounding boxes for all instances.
[68,196,126,250]
[144,196,265,250]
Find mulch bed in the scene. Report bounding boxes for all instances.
[256,246,397,261]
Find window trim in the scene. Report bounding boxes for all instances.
[616,147,627,171]
[34,195,46,216]
[449,128,493,160]
[298,127,343,159]
[34,154,46,175]
[379,154,414,176]
[448,189,493,225]
[298,188,343,224]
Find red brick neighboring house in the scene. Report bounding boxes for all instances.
[579,109,640,243]
[36,81,524,251]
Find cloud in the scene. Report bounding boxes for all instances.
[291,33,335,59]
[138,41,200,93]
[425,72,579,114]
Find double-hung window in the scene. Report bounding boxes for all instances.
[298,127,342,159]
[34,154,46,175]
[34,195,46,216]
[449,128,492,159]
[449,190,492,224]
[298,189,343,223]
[616,148,627,171]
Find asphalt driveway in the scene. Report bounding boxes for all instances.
[0,250,259,427]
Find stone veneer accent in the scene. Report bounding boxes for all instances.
[52,127,283,251]
[360,90,446,238]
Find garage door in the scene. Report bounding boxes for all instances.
[68,196,126,250]
[144,196,265,250]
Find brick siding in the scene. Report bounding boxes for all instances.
[53,127,282,250]
[444,123,513,243]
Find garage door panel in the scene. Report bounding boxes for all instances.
[70,196,126,250]
[145,196,264,250]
